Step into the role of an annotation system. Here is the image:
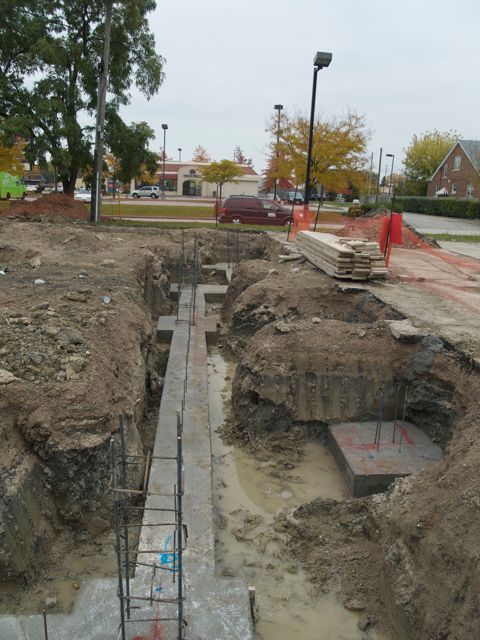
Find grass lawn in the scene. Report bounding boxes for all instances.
[426,233,480,243]
[100,218,337,234]
[99,203,212,218]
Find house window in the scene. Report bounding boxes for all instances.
[453,155,461,171]
[451,182,457,194]
[443,163,448,177]
[466,183,474,198]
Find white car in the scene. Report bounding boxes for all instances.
[74,189,92,202]
[131,185,161,199]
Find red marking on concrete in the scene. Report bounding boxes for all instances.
[335,423,415,450]
[151,602,165,640]
[399,425,414,445]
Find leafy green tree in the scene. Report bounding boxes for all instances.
[0,0,164,194]
[201,160,241,223]
[200,159,241,200]
[105,116,157,184]
[403,130,459,196]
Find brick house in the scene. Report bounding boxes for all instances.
[427,140,480,198]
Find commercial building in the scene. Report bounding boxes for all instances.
[150,161,260,197]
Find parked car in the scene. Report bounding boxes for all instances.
[131,185,161,199]
[284,191,304,204]
[218,196,292,226]
[74,188,92,202]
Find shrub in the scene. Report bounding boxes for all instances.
[347,205,363,218]
[391,196,480,219]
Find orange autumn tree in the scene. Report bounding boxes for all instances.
[277,110,370,195]
[0,138,24,175]
[192,145,210,162]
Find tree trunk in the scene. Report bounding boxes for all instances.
[62,169,78,196]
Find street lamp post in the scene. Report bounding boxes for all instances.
[386,153,395,198]
[178,148,182,162]
[304,52,332,220]
[375,147,383,205]
[273,104,283,200]
[161,124,168,197]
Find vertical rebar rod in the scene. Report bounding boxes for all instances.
[43,610,49,640]
[119,417,131,619]
[392,385,400,443]
[176,411,184,640]
[227,231,231,268]
[192,234,198,325]
[111,437,127,640]
[375,387,385,450]
[402,385,409,424]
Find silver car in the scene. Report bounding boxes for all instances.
[131,185,161,199]
[74,188,92,202]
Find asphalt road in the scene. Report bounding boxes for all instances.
[403,212,480,235]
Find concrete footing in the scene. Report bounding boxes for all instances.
[0,280,253,639]
[329,420,443,497]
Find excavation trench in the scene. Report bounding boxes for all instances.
[208,349,390,640]
[217,250,480,640]
[0,227,264,619]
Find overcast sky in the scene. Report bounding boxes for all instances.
[120,0,480,177]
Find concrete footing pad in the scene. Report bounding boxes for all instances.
[329,420,443,497]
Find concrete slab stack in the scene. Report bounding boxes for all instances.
[296,231,388,280]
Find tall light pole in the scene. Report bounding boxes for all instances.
[161,124,168,197]
[178,148,182,162]
[304,52,332,219]
[375,147,383,205]
[90,0,113,223]
[273,104,283,200]
[386,153,395,197]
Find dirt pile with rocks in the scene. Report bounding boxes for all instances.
[221,258,401,354]
[0,219,178,585]
[3,193,90,220]
[0,221,271,612]
[220,238,480,640]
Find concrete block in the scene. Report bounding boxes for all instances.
[385,319,428,343]
[328,421,442,497]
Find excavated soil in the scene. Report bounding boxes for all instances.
[0,217,269,612]
[3,193,90,220]
[219,244,480,640]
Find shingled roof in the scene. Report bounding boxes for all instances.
[430,139,480,180]
[458,140,480,172]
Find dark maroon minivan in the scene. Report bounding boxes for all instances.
[218,196,291,226]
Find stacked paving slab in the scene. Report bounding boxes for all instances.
[296,231,388,280]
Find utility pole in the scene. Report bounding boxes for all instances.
[367,152,373,200]
[90,0,113,224]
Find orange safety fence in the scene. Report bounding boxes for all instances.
[335,212,480,315]
[288,206,310,240]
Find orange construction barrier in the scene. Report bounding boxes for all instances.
[289,205,310,240]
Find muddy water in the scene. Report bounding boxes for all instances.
[208,349,388,640]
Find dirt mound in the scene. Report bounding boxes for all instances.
[222,259,402,353]
[4,193,89,220]
[336,213,428,250]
